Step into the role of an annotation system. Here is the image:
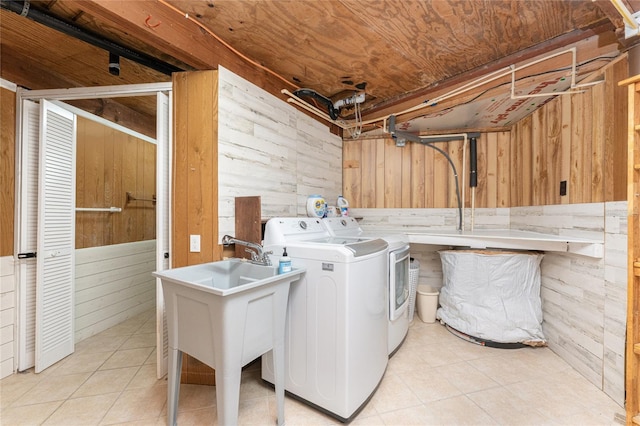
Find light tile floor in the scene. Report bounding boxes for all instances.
[1,309,626,425]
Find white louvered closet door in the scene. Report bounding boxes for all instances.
[35,100,77,373]
[155,90,172,378]
[17,100,40,371]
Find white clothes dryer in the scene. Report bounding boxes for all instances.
[323,217,411,355]
[261,217,389,422]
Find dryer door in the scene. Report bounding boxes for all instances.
[389,246,410,321]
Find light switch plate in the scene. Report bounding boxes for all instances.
[190,235,201,252]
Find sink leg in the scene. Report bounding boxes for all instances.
[273,342,285,426]
[215,368,242,426]
[167,348,182,426]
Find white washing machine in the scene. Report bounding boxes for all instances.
[323,217,411,355]
[261,217,388,422]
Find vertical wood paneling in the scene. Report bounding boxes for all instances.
[496,131,510,207]
[410,142,425,208]
[172,70,220,268]
[89,123,105,246]
[75,117,156,249]
[111,133,124,243]
[75,119,86,247]
[375,139,385,208]
[474,135,487,208]
[401,146,412,207]
[424,145,435,208]
[604,65,616,203]
[362,140,377,207]
[103,127,115,245]
[342,139,362,207]
[172,73,189,265]
[485,133,497,208]
[591,82,605,203]
[570,93,585,204]
[432,142,449,207]
[144,142,156,240]
[360,140,377,207]
[531,108,546,205]
[509,122,521,207]
[546,98,562,206]
[448,142,463,208]
[560,95,572,204]
[384,139,402,207]
[341,57,627,209]
[521,115,534,206]
[122,136,138,240]
[612,58,629,201]
[0,88,15,257]
[583,92,595,203]
[514,116,534,206]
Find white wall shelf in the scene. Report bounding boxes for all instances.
[406,229,604,258]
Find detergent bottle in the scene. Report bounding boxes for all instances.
[306,195,326,218]
[337,195,349,216]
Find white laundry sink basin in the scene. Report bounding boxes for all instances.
[153,258,305,426]
[155,258,281,296]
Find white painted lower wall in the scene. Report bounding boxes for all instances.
[351,203,627,407]
[75,240,156,343]
[512,202,627,406]
[0,256,16,379]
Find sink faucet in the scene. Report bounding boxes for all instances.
[221,235,272,266]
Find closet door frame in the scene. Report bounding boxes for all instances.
[14,83,172,373]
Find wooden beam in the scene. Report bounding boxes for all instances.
[66,0,215,70]
[0,45,156,137]
[592,0,626,30]
[66,99,156,138]
[69,0,297,101]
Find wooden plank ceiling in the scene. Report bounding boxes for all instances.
[1,0,638,136]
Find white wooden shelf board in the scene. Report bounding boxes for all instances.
[406,229,604,258]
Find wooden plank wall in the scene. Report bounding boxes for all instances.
[344,132,511,209]
[172,70,222,268]
[75,117,156,249]
[1,87,15,257]
[343,58,628,208]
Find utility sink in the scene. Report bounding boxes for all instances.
[155,258,282,296]
[153,259,305,426]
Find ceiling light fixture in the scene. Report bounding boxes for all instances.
[109,52,120,76]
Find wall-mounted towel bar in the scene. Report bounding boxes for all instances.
[126,192,156,204]
[76,207,122,213]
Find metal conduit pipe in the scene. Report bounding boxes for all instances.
[0,0,183,76]
[387,115,480,231]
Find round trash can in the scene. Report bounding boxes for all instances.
[416,284,439,323]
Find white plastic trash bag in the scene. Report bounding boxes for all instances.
[436,249,546,345]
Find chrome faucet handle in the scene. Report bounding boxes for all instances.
[244,247,258,260]
[261,251,273,266]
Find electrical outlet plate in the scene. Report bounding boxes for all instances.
[190,235,201,252]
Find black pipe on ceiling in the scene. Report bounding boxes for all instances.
[1,0,183,76]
